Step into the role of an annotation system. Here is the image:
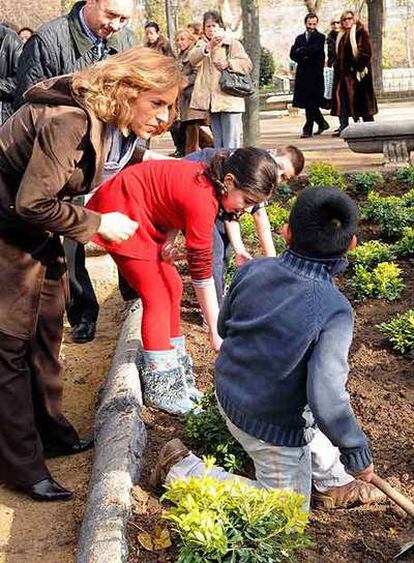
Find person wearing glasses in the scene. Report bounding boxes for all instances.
[331,10,378,135]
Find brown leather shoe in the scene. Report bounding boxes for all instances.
[311,479,386,510]
[150,438,190,490]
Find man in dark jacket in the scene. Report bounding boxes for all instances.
[14,0,136,344]
[290,12,329,138]
[0,23,22,125]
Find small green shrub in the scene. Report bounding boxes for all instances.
[348,240,394,269]
[402,188,414,206]
[266,202,289,231]
[183,389,249,473]
[351,171,384,195]
[362,192,414,238]
[351,262,405,301]
[162,457,312,563]
[239,213,256,245]
[377,309,414,354]
[307,162,347,191]
[259,46,276,87]
[393,227,414,256]
[395,164,414,185]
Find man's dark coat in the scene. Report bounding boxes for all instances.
[290,30,325,109]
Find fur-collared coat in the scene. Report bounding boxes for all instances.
[331,24,378,118]
[290,30,325,109]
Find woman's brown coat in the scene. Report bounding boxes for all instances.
[177,47,208,122]
[331,24,378,118]
[0,76,108,339]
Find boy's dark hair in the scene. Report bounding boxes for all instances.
[203,147,277,203]
[145,21,160,32]
[202,11,225,30]
[281,145,304,176]
[304,12,318,24]
[289,186,359,258]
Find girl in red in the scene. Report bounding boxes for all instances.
[87,148,277,414]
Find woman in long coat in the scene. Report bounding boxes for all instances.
[0,47,182,501]
[331,10,378,132]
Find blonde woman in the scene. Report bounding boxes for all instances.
[188,11,252,149]
[331,10,378,134]
[176,28,213,154]
[0,47,182,501]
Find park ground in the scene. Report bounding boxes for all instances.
[0,101,413,562]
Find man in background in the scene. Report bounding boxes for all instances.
[0,23,22,125]
[290,12,328,138]
[14,0,136,343]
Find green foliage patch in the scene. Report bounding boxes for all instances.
[350,171,384,195]
[348,240,394,269]
[183,390,249,474]
[395,164,414,186]
[162,457,312,562]
[350,262,405,301]
[362,192,414,238]
[307,162,346,191]
[377,310,414,354]
[260,47,276,87]
[393,227,414,256]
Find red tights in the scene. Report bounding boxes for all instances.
[113,256,183,351]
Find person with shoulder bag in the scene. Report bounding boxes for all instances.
[188,10,252,149]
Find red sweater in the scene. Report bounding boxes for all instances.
[86,160,219,280]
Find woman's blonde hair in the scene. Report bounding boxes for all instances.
[71,47,184,136]
[176,28,196,46]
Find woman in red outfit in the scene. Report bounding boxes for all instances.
[87,148,278,414]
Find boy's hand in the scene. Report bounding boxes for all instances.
[348,463,374,482]
[209,330,223,353]
[235,249,253,268]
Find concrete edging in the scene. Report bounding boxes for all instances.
[76,300,146,563]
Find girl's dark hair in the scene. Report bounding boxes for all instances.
[145,21,160,32]
[203,147,278,205]
[202,11,225,29]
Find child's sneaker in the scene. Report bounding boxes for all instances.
[150,439,190,490]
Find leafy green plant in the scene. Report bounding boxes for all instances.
[393,227,414,256]
[377,310,414,354]
[350,171,384,195]
[362,192,414,238]
[183,390,249,473]
[348,240,394,269]
[395,164,414,186]
[239,213,256,245]
[267,203,289,232]
[351,262,405,301]
[259,46,276,87]
[307,162,346,191]
[162,457,312,563]
[402,188,414,206]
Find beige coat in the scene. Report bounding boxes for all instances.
[188,37,252,114]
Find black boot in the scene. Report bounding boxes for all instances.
[44,438,94,458]
[19,478,73,501]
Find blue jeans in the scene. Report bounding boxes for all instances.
[212,218,232,305]
[210,112,242,149]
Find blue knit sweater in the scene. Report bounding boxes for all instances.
[215,249,373,473]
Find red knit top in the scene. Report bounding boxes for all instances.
[86,159,219,281]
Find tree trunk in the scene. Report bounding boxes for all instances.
[241,0,260,146]
[366,0,384,95]
[303,0,322,14]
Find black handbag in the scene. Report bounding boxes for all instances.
[219,69,255,97]
[218,42,255,98]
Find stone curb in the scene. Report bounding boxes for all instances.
[76,300,146,563]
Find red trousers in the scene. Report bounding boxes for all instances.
[114,256,183,350]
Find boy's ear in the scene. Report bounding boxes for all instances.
[281,223,292,244]
[348,234,357,251]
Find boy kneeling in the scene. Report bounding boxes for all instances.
[153,186,379,511]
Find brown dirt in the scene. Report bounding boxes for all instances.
[0,256,123,563]
[128,185,414,562]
